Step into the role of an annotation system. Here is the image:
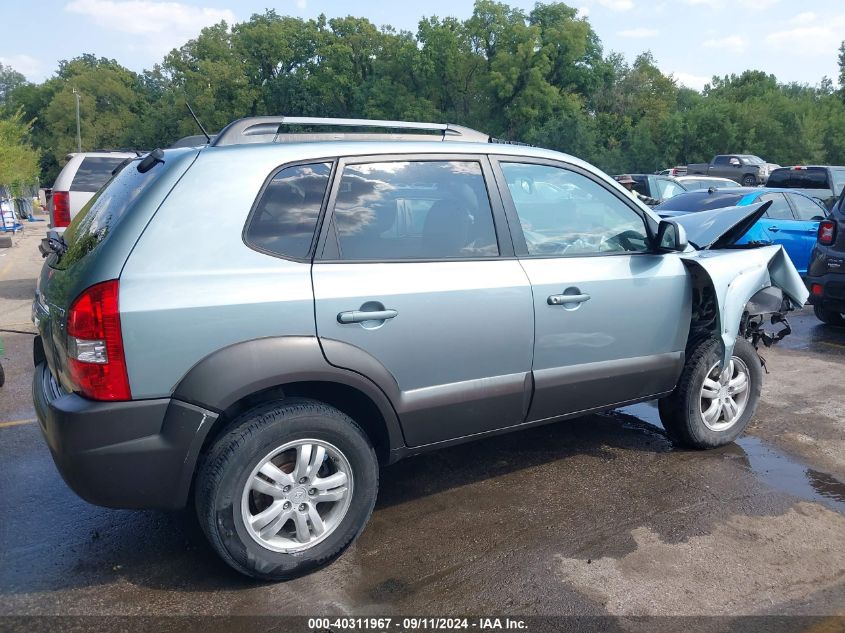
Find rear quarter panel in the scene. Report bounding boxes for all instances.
[119,146,318,399]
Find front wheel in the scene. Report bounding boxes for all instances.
[658,338,761,449]
[195,399,378,580]
[741,174,757,187]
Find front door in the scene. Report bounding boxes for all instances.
[312,157,534,446]
[493,159,690,422]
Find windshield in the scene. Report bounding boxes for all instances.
[740,155,765,165]
[653,191,746,213]
[54,158,168,270]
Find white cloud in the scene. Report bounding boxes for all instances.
[794,11,816,25]
[577,6,590,17]
[617,28,658,38]
[670,72,710,91]
[766,26,837,57]
[0,54,43,80]
[703,35,747,53]
[65,0,236,57]
[593,0,634,11]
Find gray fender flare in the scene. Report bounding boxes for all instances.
[172,336,405,452]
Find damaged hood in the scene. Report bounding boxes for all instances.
[670,201,770,249]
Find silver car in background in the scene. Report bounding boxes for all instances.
[32,117,808,581]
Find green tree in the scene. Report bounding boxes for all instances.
[0,109,41,193]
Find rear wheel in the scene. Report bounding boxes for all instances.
[658,338,761,449]
[195,399,378,580]
[741,174,757,187]
[814,304,845,326]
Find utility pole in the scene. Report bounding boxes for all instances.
[72,88,81,152]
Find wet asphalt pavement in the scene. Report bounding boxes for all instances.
[2,227,845,622]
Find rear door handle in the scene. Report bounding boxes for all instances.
[767,226,780,233]
[337,309,398,324]
[548,293,590,306]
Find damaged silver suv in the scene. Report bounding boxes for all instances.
[32,117,808,580]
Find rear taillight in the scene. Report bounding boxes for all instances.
[53,191,70,227]
[818,220,836,246]
[66,280,131,401]
[811,283,823,296]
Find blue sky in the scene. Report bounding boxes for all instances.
[2,0,844,91]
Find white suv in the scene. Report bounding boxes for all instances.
[48,151,138,229]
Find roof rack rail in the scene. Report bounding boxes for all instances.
[211,116,491,147]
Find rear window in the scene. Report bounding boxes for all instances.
[70,157,130,192]
[653,191,746,213]
[766,167,830,190]
[54,158,166,270]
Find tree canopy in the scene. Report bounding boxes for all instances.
[3,1,845,185]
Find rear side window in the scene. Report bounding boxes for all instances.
[332,161,498,260]
[789,193,826,220]
[831,169,845,196]
[70,157,129,192]
[245,163,332,259]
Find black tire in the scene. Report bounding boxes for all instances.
[195,398,378,580]
[658,338,762,449]
[814,304,845,326]
[741,174,757,187]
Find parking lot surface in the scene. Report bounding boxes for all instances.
[2,225,845,620]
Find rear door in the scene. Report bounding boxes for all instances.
[739,192,812,272]
[785,192,827,274]
[311,155,534,447]
[492,158,690,422]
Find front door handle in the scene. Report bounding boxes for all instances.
[337,309,398,324]
[767,226,780,233]
[548,293,590,306]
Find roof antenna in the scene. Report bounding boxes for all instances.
[185,102,211,144]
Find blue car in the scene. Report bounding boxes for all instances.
[654,187,829,275]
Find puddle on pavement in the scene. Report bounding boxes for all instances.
[614,402,845,516]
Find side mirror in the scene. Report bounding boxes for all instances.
[656,220,688,252]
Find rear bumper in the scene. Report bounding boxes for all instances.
[804,272,845,313]
[33,361,217,509]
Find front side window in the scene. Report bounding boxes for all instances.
[759,192,794,220]
[332,161,498,260]
[655,179,685,200]
[246,163,331,259]
[501,163,649,256]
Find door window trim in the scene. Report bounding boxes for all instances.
[241,157,338,263]
[314,153,515,263]
[489,155,658,258]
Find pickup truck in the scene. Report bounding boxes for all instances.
[687,155,779,186]
[765,165,845,210]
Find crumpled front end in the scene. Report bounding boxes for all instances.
[680,245,808,366]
